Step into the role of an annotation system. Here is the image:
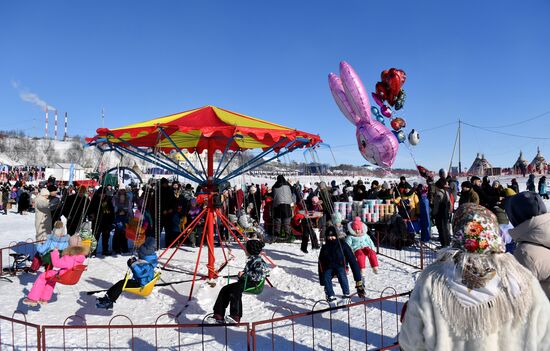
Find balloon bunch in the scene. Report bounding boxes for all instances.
[329,62,421,168]
[329,62,398,168]
[370,68,420,146]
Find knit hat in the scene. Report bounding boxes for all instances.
[138,236,157,259]
[452,203,504,254]
[311,196,320,204]
[319,181,327,189]
[381,181,389,190]
[325,226,338,239]
[505,191,547,227]
[47,184,58,193]
[351,217,364,234]
[461,181,472,189]
[470,176,481,183]
[331,212,342,225]
[53,220,65,237]
[246,239,264,256]
[503,188,516,197]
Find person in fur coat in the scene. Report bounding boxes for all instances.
[35,188,53,242]
[399,203,550,351]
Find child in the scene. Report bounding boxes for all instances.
[23,245,89,306]
[212,239,270,323]
[346,217,379,282]
[331,213,347,239]
[35,220,70,268]
[319,226,365,305]
[96,237,158,309]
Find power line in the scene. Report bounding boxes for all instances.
[462,121,550,140]
[467,110,550,129]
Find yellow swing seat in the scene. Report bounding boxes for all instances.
[122,272,161,297]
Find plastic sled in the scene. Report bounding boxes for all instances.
[47,265,87,285]
[122,272,161,297]
[243,275,266,295]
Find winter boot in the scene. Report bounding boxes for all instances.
[206,314,225,324]
[96,295,114,310]
[225,315,241,323]
[22,298,38,306]
[326,295,338,307]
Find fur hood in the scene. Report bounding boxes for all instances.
[509,212,550,248]
[62,245,89,256]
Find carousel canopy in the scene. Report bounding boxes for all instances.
[87,105,322,184]
[88,105,321,153]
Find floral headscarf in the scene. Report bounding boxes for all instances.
[452,203,505,254]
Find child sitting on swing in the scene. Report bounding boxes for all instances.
[96,236,158,309]
[30,221,70,271]
[23,242,89,306]
[212,239,270,323]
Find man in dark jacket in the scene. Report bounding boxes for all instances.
[272,175,293,238]
[433,179,451,247]
[88,186,115,255]
[458,181,480,206]
[159,178,178,248]
[319,226,366,304]
[62,186,90,235]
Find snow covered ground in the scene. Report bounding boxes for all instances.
[0,212,414,350]
[0,174,547,350]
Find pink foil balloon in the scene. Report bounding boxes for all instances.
[329,61,399,168]
[356,120,399,168]
[371,92,385,107]
[340,61,372,121]
[381,105,392,118]
[328,73,361,126]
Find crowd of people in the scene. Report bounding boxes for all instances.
[5,169,550,347]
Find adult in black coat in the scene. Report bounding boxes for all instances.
[246,185,262,223]
[159,178,178,248]
[318,226,365,300]
[62,186,90,235]
[87,186,115,255]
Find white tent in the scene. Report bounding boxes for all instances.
[529,147,548,174]
[468,153,493,176]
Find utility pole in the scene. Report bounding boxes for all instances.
[458,119,462,176]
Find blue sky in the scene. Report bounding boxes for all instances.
[1,0,550,170]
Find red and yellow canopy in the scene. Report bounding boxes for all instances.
[89,105,321,153]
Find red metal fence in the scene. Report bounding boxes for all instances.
[375,230,438,270]
[0,290,410,351]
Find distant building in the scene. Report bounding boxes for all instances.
[468,153,493,176]
[512,151,528,176]
[528,147,548,174]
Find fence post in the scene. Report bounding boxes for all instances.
[419,241,425,270]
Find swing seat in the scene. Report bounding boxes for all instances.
[243,275,266,295]
[123,272,161,297]
[47,265,87,285]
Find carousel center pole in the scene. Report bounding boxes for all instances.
[206,142,216,280]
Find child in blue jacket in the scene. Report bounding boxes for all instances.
[96,236,158,309]
[33,221,70,268]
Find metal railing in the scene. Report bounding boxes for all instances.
[250,289,410,351]
[374,226,437,270]
[0,239,40,279]
[0,289,410,351]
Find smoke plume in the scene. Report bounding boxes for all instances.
[11,80,56,111]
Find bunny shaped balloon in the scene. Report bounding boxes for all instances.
[329,61,399,168]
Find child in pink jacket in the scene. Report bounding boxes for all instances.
[23,245,88,306]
